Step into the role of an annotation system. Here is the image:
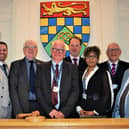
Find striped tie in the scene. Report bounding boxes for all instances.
[111,63,116,75]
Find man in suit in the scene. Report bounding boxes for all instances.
[99,42,129,112]
[65,36,87,79]
[35,39,79,118]
[9,40,43,118]
[0,41,12,118]
[112,68,129,118]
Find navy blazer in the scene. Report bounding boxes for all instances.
[35,60,79,118]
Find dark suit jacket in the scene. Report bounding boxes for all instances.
[64,56,87,100]
[35,60,79,118]
[8,58,43,117]
[79,67,111,116]
[99,60,129,99]
[64,56,87,78]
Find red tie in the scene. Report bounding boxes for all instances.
[52,64,58,105]
[111,63,116,75]
[73,58,77,65]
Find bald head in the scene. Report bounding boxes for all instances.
[106,42,121,63]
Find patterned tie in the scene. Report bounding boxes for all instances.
[29,61,35,93]
[111,63,116,75]
[119,83,129,117]
[52,64,59,105]
[73,58,77,65]
[3,64,8,76]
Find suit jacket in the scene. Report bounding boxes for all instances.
[64,56,87,78]
[35,60,79,118]
[8,58,43,117]
[79,67,111,116]
[112,69,129,118]
[64,56,87,101]
[99,60,129,99]
[0,67,12,118]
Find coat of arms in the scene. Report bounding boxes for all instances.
[40,1,90,57]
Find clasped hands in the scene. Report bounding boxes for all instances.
[49,109,64,119]
[80,110,96,117]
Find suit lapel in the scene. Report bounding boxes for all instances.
[21,59,29,89]
[46,61,52,92]
[0,68,8,81]
[60,61,66,93]
[68,56,72,63]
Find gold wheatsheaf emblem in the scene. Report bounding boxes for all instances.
[42,2,87,16]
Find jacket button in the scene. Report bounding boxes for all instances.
[1,96,3,98]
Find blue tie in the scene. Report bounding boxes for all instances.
[29,61,35,93]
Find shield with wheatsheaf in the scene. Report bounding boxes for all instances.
[40,1,90,57]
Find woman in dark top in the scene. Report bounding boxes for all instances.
[76,46,112,117]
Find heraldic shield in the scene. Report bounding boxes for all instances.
[40,1,90,57]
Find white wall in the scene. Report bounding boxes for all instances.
[0,0,129,64]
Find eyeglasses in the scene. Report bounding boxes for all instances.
[0,49,7,52]
[108,48,120,52]
[52,48,64,53]
[86,55,97,59]
[24,46,37,49]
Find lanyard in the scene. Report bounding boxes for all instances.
[51,64,62,86]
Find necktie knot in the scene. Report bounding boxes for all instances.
[73,58,77,65]
[112,63,116,67]
[29,60,34,64]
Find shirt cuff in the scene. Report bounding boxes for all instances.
[76,106,83,114]
[93,110,99,116]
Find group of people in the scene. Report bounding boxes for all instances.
[0,36,129,119]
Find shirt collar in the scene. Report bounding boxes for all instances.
[25,57,36,63]
[52,60,63,70]
[0,61,6,66]
[108,60,119,68]
[82,65,99,80]
[70,55,80,60]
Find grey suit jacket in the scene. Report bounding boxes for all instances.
[9,58,43,117]
[35,60,79,118]
[0,67,12,118]
[112,68,129,117]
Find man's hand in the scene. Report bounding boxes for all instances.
[80,110,96,117]
[49,109,64,119]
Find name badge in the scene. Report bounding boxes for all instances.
[112,84,118,90]
[53,86,59,92]
[82,93,87,100]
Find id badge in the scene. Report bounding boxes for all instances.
[53,86,59,92]
[82,93,87,100]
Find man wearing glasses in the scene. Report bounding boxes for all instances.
[9,40,43,118]
[35,39,79,118]
[99,42,129,116]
